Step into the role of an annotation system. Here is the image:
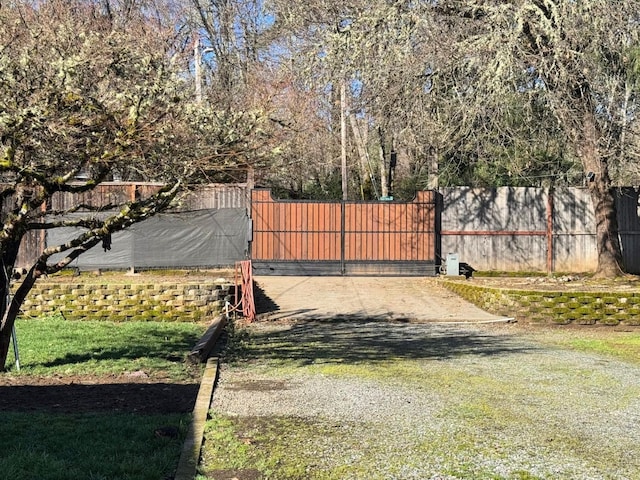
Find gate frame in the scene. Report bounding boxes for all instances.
[249,189,440,276]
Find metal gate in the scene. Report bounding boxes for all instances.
[250,189,438,276]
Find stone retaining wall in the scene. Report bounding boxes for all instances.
[441,279,640,326]
[19,281,235,322]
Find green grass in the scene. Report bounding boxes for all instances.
[538,330,640,364]
[198,414,369,480]
[2,316,209,480]
[0,412,189,480]
[6,316,206,379]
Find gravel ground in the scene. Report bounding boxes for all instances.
[205,320,640,480]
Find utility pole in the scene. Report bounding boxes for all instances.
[341,80,348,201]
[194,37,215,104]
[194,37,202,103]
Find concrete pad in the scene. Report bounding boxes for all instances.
[254,276,509,323]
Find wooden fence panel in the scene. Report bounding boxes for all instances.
[440,187,604,274]
[250,189,342,266]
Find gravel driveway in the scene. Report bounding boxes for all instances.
[201,278,640,480]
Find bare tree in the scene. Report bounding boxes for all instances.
[439,0,640,277]
[262,0,429,199]
[187,0,266,104]
[0,0,267,369]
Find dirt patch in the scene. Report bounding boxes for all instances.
[0,375,200,414]
[0,374,199,414]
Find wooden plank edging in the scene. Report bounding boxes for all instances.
[187,314,228,363]
[174,356,220,480]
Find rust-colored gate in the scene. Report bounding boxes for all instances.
[250,189,438,276]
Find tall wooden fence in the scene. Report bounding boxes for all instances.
[440,187,640,274]
[10,183,640,275]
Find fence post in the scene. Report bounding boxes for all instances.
[547,187,554,275]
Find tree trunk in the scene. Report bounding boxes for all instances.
[0,288,10,370]
[580,115,625,278]
[340,81,348,201]
[379,143,389,198]
[0,261,42,369]
[349,114,371,199]
[0,243,22,370]
[427,146,439,190]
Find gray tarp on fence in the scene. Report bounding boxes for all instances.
[47,209,250,270]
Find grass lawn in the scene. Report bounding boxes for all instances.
[535,328,640,364]
[1,316,208,480]
[5,316,206,379]
[1,411,189,480]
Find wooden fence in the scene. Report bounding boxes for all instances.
[47,182,251,211]
[9,183,640,275]
[440,187,640,274]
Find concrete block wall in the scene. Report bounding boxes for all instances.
[441,279,640,326]
[19,281,235,322]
